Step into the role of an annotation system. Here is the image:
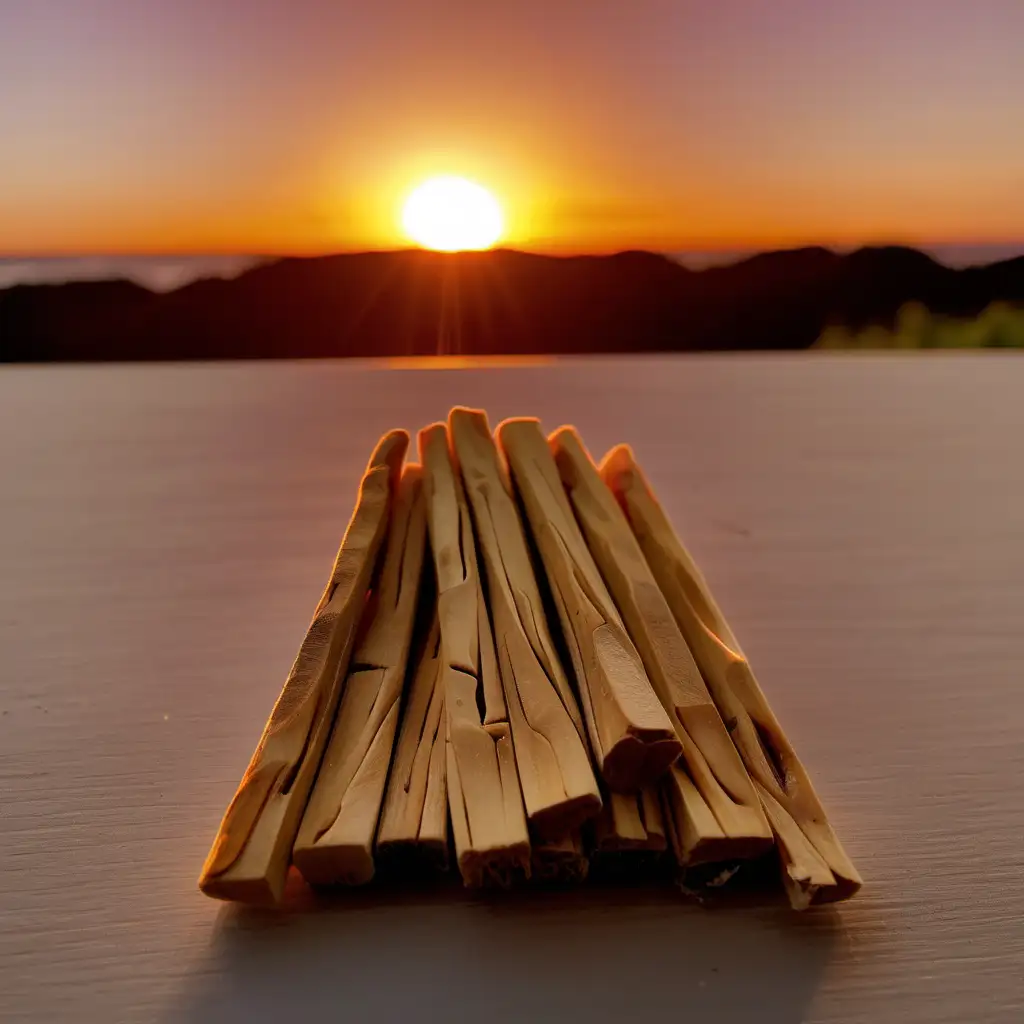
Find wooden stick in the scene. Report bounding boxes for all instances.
[532,832,589,884]
[198,430,407,903]
[550,427,772,872]
[449,408,601,840]
[587,787,668,880]
[375,615,449,873]
[496,418,681,793]
[292,465,427,885]
[420,423,531,887]
[592,788,667,855]
[601,444,862,907]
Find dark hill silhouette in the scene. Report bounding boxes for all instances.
[2,246,1023,362]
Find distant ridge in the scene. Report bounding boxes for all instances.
[2,246,1023,362]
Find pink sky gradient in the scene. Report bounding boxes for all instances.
[1,0,1021,254]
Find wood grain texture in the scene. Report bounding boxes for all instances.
[602,444,860,905]
[197,428,406,903]
[292,465,427,886]
[419,423,531,886]
[498,417,682,790]
[450,408,601,840]
[1,355,1023,1023]
[591,788,668,855]
[551,426,773,870]
[375,616,449,871]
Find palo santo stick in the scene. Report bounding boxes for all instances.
[198,430,407,903]
[588,788,668,880]
[497,418,680,792]
[592,788,667,855]
[420,423,530,887]
[449,407,601,840]
[551,428,772,870]
[532,832,588,884]
[601,445,862,907]
[375,615,449,873]
[292,465,428,885]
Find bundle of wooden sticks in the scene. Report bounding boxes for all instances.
[198,409,861,909]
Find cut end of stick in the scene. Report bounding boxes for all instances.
[588,789,670,881]
[532,835,588,884]
[685,834,777,869]
[810,872,863,905]
[416,422,449,466]
[370,428,411,478]
[376,838,451,877]
[528,792,604,843]
[601,733,683,793]
[496,415,542,436]
[458,842,532,888]
[292,843,375,888]
[449,405,492,441]
[198,870,286,907]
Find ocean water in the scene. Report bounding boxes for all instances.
[0,254,264,292]
[0,244,1021,292]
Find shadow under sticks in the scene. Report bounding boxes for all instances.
[168,873,842,1024]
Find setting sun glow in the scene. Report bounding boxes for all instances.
[401,176,504,252]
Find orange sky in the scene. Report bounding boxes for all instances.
[2,1,1022,255]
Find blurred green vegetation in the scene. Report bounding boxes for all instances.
[815,302,1024,350]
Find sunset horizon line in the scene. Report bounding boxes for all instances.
[5,237,1024,262]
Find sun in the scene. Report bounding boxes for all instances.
[401,176,504,252]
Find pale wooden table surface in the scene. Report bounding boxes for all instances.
[2,355,1022,1023]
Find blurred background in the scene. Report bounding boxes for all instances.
[2,0,1022,359]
